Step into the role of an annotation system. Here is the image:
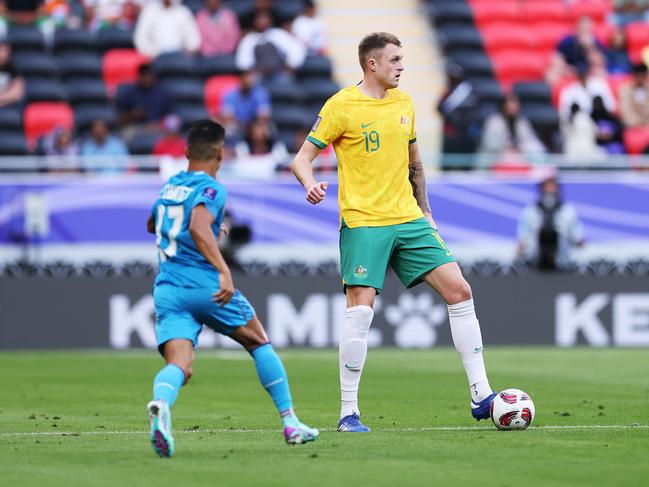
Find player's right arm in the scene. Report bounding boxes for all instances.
[189,204,234,304]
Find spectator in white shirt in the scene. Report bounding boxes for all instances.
[558,66,616,123]
[235,10,306,80]
[292,0,326,53]
[134,0,200,58]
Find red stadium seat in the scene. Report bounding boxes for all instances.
[593,21,615,46]
[522,1,573,24]
[608,74,633,103]
[471,2,520,27]
[532,22,574,50]
[570,0,610,23]
[24,102,74,148]
[492,49,546,88]
[481,23,536,52]
[624,127,649,154]
[204,75,240,116]
[551,75,578,107]
[102,49,149,96]
[626,22,649,63]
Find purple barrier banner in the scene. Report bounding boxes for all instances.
[1,173,648,245]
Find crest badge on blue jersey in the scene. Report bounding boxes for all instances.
[203,187,217,200]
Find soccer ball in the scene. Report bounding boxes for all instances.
[490,389,535,430]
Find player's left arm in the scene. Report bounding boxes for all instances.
[147,214,155,234]
[408,141,438,230]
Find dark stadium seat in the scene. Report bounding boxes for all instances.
[513,82,552,104]
[204,75,240,115]
[0,106,22,131]
[57,52,103,79]
[301,78,339,104]
[161,78,205,104]
[428,1,473,26]
[274,0,303,24]
[0,131,29,155]
[199,55,239,77]
[7,25,45,52]
[127,131,161,155]
[272,104,313,130]
[13,52,58,78]
[183,0,203,14]
[74,104,117,132]
[449,50,493,77]
[97,28,135,51]
[438,24,483,51]
[297,55,333,79]
[152,53,196,79]
[175,103,210,129]
[24,102,74,146]
[266,77,304,104]
[65,79,108,106]
[26,79,67,102]
[225,0,254,19]
[53,28,97,54]
[102,49,148,95]
[521,103,559,131]
[471,1,519,27]
[472,78,503,103]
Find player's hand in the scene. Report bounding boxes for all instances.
[218,223,229,241]
[306,181,328,205]
[213,271,234,305]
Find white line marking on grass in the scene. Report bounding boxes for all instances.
[2,424,648,437]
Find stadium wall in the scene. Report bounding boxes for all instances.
[1,273,647,349]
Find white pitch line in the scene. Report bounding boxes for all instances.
[1,424,648,438]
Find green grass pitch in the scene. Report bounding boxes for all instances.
[1,348,648,487]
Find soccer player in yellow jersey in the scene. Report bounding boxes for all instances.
[291,32,496,432]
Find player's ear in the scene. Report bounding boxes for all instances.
[215,142,224,162]
[368,56,376,72]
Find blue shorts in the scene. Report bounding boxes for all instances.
[153,283,255,351]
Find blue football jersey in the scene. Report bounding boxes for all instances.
[152,171,227,288]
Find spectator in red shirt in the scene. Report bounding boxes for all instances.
[196,0,240,56]
[153,114,185,158]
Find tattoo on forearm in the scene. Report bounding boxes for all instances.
[408,160,431,213]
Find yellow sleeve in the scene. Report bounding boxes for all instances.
[306,97,345,149]
[409,103,417,144]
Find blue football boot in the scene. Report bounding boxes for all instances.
[337,413,371,432]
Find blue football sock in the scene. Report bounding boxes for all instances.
[251,343,296,424]
[152,364,185,408]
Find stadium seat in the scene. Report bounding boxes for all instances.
[57,52,103,79]
[608,74,633,102]
[66,79,108,106]
[470,1,519,27]
[521,103,559,132]
[26,79,67,102]
[297,55,333,79]
[491,50,545,87]
[570,0,609,23]
[13,51,58,78]
[521,1,572,24]
[175,103,210,129]
[449,50,493,77]
[183,0,203,14]
[53,28,97,54]
[438,24,483,51]
[532,22,573,50]
[23,102,74,147]
[161,78,205,104]
[74,104,117,132]
[513,81,552,104]
[7,25,45,52]
[429,1,473,26]
[204,75,240,116]
[301,78,339,104]
[626,22,649,63]
[97,28,135,51]
[152,53,196,79]
[0,106,22,131]
[551,75,577,107]
[272,104,313,130]
[623,127,649,154]
[266,77,304,104]
[472,78,503,103]
[0,131,29,155]
[274,0,303,24]
[199,55,238,77]
[481,23,536,52]
[127,131,161,155]
[102,49,149,95]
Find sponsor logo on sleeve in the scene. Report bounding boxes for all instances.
[203,187,217,200]
[311,116,322,132]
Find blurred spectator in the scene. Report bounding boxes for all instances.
[547,17,606,83]
[240,0,277,31]
[478,93,546,159]
[0,42,25,108]
[116,63,173,138]
[292,0,326,53]
[235,10,307,80]
[517,175,585,271]
[437,62,480,155]
[84,0,142,31]
[82,118,129,171]
[232,117,288,178]
[558,65,616,122]
[221,70,271,131]
[562,103,606,162]
[619,63,649,127]
[43,126,79,156]
[591,95,626,154]
[4,0,43,24]
[134,0,200,58]
[606,26,632,75]
[196,0,240,56]
[153,114,185,158]
[610,0,649,26]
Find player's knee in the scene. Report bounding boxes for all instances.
[446,281,472,305]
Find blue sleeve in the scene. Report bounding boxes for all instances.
[192,184,227,221]
[256,86,271,110]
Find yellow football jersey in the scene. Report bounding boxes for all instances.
[307,85,423,228]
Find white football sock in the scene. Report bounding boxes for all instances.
[448,298,493,403]
[339,305,374,419]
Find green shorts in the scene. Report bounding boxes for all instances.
[339,217,456,293]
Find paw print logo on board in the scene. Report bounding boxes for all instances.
[384,294,447,348]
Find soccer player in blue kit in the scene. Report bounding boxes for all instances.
[145,120,318,458]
